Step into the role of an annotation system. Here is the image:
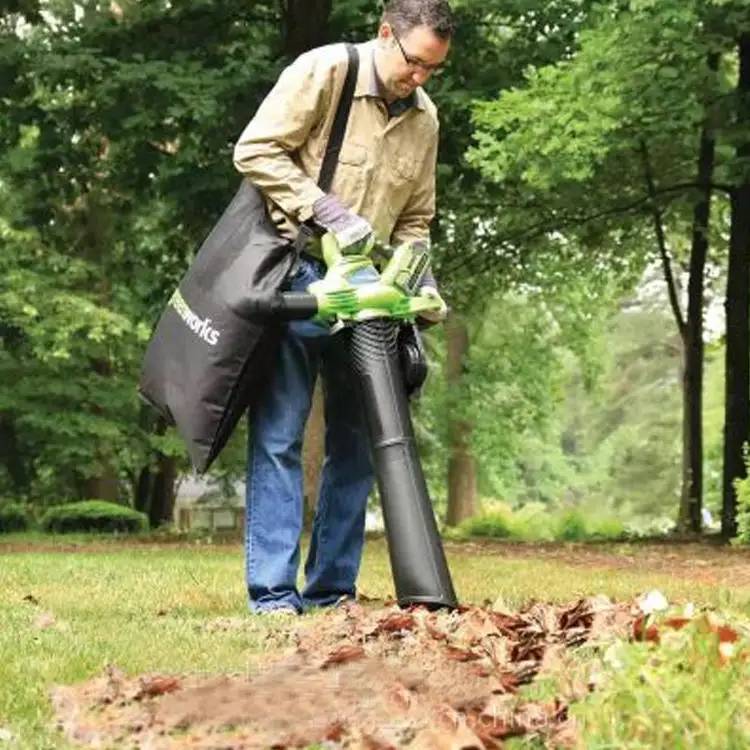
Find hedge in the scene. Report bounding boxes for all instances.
[40,500,148,534]
[0,502,30,533]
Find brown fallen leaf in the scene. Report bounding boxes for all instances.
[412,705,486,750]
[466,707,513,745]
[713,624,739,644]
[452,610,502,647]
[320,644,365,669]
[360,732,398,750]
[489,611,523,637]
[663,617,692,631]
[135,676,181,699]
[325,719,346,742]
[445,646,482,662]
[558,598,594,630]
[374,612,416,635]
[487,671,518,695]
[632,615,660,643]
[389,681,414,712]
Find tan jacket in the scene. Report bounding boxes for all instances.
[233,40,439,250]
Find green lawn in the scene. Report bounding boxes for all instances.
[2,534,750,748]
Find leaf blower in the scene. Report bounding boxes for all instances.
[237,235,458,610]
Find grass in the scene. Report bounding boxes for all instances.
[2,533,750,748]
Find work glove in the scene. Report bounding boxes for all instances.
[416,285,448,325]
[312,194,374,254]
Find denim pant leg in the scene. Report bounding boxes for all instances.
[302,329,375,608]
[245,257,327,613]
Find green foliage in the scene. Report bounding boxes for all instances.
[573,613,750,747]
[451,502,626,542]
[0,502,30,533]
[456,508,515,539]
[555,508,589,541]
[501,302,685,520]
[40,500,148,534]
[733,458,750,544]
[0,0,285,505]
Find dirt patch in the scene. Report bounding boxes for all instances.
[51,597,637,749]
[449,540,750,589]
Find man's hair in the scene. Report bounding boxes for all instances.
[381,0,456,40]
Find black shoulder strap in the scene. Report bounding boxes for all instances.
[317,43,359,193]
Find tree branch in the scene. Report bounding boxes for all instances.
[439,183,688,279]
[638,139,686,335]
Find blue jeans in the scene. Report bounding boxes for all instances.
[245,256,376,613]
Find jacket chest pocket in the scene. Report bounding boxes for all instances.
[338,142,368,167]
[330,142,369,203]
[387,154,420,220]
[392,155,419,185]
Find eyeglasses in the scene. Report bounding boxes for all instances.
[392,31,445,76]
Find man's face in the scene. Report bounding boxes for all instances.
[376,22,451,101]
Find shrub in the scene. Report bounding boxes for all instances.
[457,508,514,539]
[556,508,589,541]
[40,500,148,534]
[0,502,30,533]
[511,502,555,541]
[558,509,626,541]
[586,515,626,540]
[452,502,626,542]
[735,472,750,544]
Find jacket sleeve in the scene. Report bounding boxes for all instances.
[233,50,335,222]
[391,126,438,287]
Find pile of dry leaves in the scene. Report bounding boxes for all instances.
[52,596,640,749]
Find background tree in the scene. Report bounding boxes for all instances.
[467,0,742,533]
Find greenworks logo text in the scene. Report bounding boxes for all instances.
[169,290,221,346]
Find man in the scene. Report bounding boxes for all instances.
[233,0,454,614]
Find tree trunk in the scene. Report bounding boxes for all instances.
[134,417,177,527]
[148,453,177,528]
[135,466,153,515]
[303,379,325,529]
[0,413,28,493]
[445,313,477,526]
[677,54,718,533]
[278,0,330,530]
[280,0,332,58]
[84,471,119,503]
[81,191,120,504]
[722,34,750,540]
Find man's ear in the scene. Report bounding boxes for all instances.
[378,22,393,41]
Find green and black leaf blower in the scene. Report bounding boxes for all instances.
[240,235,458,610]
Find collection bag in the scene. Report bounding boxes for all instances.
[139,44,359,472]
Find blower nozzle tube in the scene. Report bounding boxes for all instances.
[350,319,458,609]
[233,292,319,321]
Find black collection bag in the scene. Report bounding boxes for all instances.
[139,44,359,473]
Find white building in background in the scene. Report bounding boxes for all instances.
[173,475,245,532]
[173,474,384,532]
